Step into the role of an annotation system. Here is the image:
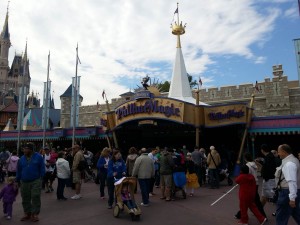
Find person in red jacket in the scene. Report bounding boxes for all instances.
[235,165,267,225]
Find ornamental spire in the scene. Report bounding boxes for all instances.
[171,3,186,48]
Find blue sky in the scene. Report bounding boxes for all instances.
[0,0,299,107]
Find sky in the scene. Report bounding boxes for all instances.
[0,0,299,108]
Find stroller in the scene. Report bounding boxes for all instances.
[171,152,187,199]
[83,165,96,183]
[113,177,141,221]
[172,171,187,199]
[219,168,233,186]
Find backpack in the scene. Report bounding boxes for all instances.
[78,159,88,171]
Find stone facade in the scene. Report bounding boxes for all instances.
[60,65,300,128]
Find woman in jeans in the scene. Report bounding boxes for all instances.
[56,151,71,200]
[96,148,111,199]
[106,150,126,209]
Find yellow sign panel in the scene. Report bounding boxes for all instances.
[115,98,185,126]
[204,104,247,127]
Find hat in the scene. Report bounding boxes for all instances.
[210,146,215,151]
[43,146,50,150]
[23,143,34,150]
[187,152,192,156]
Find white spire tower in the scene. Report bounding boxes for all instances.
[168,3,206,105]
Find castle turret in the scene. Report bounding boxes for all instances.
[0,6,11,94]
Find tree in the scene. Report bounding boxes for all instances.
[187,73,198,88]
[157,81,170,92]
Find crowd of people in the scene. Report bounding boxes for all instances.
[0,142,298,225]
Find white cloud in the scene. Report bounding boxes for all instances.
[0,0,282,107]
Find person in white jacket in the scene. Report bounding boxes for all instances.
[56,151,71,200]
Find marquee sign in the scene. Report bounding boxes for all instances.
[115,98,184,126]
[204,104,247,127]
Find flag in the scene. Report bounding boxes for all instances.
[102,90,105,99]
[255,81,259,92]
[199,77,203,86]
[174,7,178,14]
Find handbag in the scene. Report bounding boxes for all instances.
[271,169,283,203]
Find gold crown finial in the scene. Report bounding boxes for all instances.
[171,3,186,48]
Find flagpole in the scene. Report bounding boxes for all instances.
[72,44,79,146]
[17,48,27,155]
[42,51,50,148]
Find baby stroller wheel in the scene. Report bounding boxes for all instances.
[227,177,233,186]
[182,189,186,199]
[113,205,120,218]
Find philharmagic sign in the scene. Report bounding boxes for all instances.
[208,109,244,120]
[116,100,181,120]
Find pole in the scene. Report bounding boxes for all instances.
[17,55,27,155]
[72,44,79,146]
[195,90,200,147]
[233,93,255,176]
[42,51,50,148]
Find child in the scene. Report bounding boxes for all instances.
[185,153,199,196]
[235,165,267,225]
[121,183,137,213]
[0,176,18,220]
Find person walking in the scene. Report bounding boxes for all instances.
[207,146,221,189]
[96,147,110,199]
[235,165,267,225]
[275,144,300,225]
[71,145,84,200]
[106,150,126,209]
[258,144,277,208]
[0,176,18,220]
[159,148,175,201]
[6,151,19,177]
[56,151,70,200]
[16,142,45,222]
[132,148,155,207]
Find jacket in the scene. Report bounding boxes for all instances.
[107,159,126,179]
[72,151,84,172]
[0,183,18,203]
[207,150,221,169]
[235,173,256,200]
[97,156,109,174]
[132,153,155,179]
[159,152,174,175]
[56,158,71,179]
[6,155,19,172]
[126,154,138,176]
[16,152,45,182]
[261,152,276,181]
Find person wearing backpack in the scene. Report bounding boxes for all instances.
[6,151,19,177]
[71,145,84,200]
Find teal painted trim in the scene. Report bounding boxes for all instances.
[249,127,300,133]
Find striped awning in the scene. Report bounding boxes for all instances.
[248,115,300,135]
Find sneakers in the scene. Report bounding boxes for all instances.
[6,216,11,220]
[149,193,154,197]
[261,218,267,225]
[140,202,149,207]
[107,205,112,209]
[71,194,81,200]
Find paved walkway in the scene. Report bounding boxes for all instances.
[0,178,296,225]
